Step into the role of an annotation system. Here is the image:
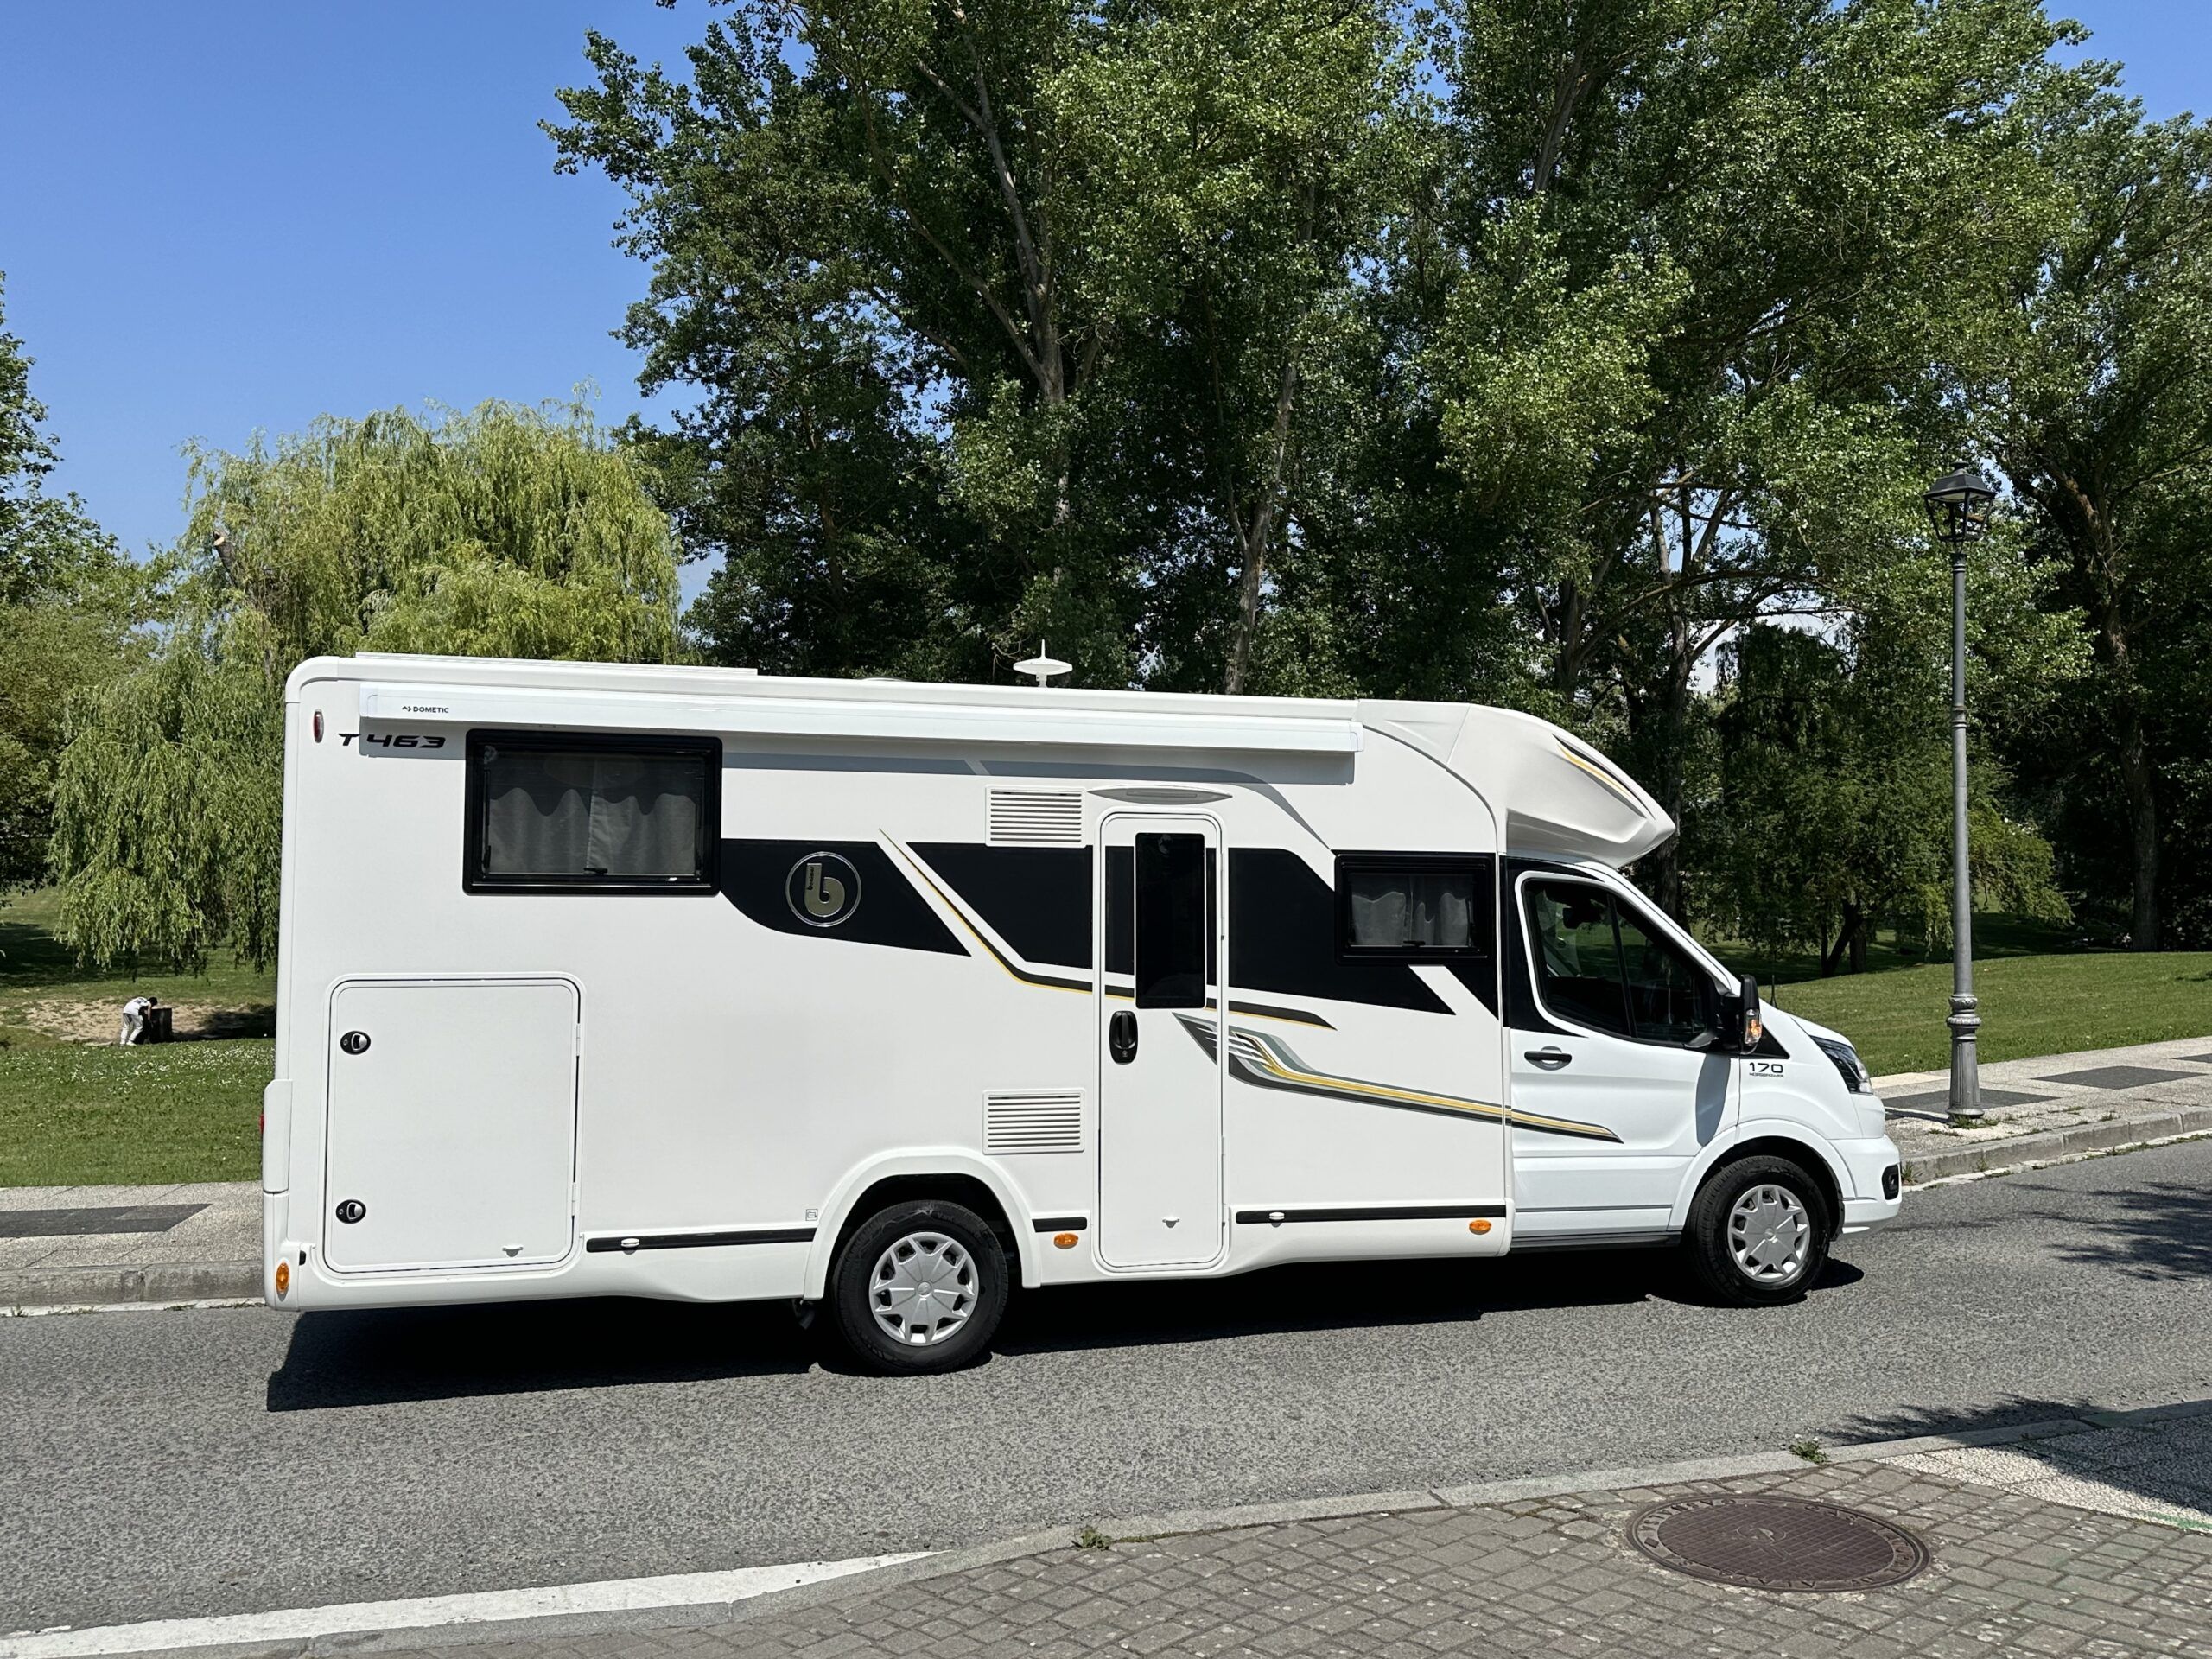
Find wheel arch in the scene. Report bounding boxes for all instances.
[1674,1127,1847,1240]
[804,1150,1037,1300]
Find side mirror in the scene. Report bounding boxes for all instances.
[1734,973,1764,1052]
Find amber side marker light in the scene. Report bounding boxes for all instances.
[274,1262,290,1296]
[1469,1219,1492,1236]
[1052,1232,1079,1250]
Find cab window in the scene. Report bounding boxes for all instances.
[1522,879,1713,1045]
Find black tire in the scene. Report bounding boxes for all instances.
[830,1198,1008,1374]
[1681,1154,1832,1306]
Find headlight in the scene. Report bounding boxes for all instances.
[1812,1035,1872,1095]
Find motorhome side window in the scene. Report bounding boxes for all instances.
[1522,879,1711,1045]
[466,732,719,893]
[1336,855,1492,960]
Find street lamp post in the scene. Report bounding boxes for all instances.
[1923,467,1999,1126]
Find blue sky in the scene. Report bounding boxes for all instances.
[1,2,2204,582]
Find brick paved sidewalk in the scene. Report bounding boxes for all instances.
[349,1425,2212,1659]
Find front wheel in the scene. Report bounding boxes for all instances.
[830,1198,1008,1374]
[1682,1155,1830,1306]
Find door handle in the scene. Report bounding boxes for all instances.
[1109,1008,1139,1065]
[1524,1047,1573,1070]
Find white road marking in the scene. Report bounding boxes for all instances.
[0,1554,931,1657]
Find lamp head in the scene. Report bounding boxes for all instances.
[1923,467,1998,544]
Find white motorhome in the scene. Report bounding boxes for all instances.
[262,654,1900,1371]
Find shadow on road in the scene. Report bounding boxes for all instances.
[268,1247,1863,1407]
[994,1247,1861,1359]
[266,1297,815,1411]
[1833,1393,2212,1523]
[2041,1179,2212,1281]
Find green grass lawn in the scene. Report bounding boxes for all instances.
[1,889,273,1185]
[1723,914,2212,1077]
[0,1039,268,1185]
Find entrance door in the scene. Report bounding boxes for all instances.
[324,978,578,1271]
[1508,874,1733,1224]
[1098,816,1224,1268]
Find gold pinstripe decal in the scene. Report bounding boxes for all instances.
[1554,738,1646,815]
[1183,1016,1622,1142]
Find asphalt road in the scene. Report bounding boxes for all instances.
[4,1141,2210,1635]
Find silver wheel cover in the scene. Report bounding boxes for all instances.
[1727,1183,1812,1285]
[868,1230,977,1347]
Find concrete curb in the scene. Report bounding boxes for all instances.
[1898,1109,2212,1185]
[1,1262,259,1314]
[98,1395,2212,1658]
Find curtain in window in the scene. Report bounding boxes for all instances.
[1348,869,1473,949]
[482,748,703,878]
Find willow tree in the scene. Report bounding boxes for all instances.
[51,401,680,972]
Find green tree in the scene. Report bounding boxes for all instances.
[1423,0,2076,914]
[1981,99,2212,949]
[549,0,1416,691]
[1696,620,2066,973]
[0,272,142,887]
[50,401,680,972]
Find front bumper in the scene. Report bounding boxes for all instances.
[1832,1133,1904,1233]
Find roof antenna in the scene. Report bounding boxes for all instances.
[1014,642,1071,688]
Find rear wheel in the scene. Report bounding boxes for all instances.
[1682,1154,1830,1306]
[830,1198,1007,1374]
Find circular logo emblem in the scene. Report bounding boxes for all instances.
[340,1030,371,1055]
[786,852,862,928]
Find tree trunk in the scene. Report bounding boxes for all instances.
[2092,601,2161,950]
[2116,696,2161,950]
[1222,345,1301,696]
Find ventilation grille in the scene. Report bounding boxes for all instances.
[988,790,1084,845]
[984,1090,1084,1154]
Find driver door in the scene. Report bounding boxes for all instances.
[1508,874,1733,1228]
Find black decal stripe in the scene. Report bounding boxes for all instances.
[1446,958,1499,1017]
[912,844,1090,969]
[720,840,966,955]
[895,845,1092,993]
[1031,1215,1089,1233]
[1223,996,1333,1030]
[1236,1205,1507,1224]
[586,1227,815,1252]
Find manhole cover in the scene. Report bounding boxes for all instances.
[1627,1494,1929,1592]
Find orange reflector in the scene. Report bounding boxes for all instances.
[1053,1232,1078,1249]
[1469,1219,1492,1236]
[274,1261,290,1295]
